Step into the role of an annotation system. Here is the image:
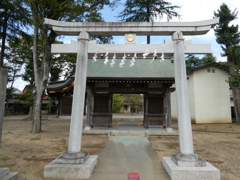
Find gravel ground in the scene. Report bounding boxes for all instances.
[0,117,240,180]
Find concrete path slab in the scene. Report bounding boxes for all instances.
[85,118,178,136]
[90,136,170,180]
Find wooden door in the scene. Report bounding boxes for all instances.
[91,94,112,127]
[59,96,73,115]
[144,94,165,128]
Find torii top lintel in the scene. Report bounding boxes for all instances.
[45,18,219,36]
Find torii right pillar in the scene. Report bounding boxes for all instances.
[162,31,220,180]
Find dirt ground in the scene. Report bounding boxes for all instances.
[1,116,240,180]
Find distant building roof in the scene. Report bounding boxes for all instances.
[11,88,23,95]
[187,62,228,73]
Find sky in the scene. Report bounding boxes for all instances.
[14,0,240,91]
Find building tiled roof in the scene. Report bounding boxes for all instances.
[187,62,228,73]
[87,58,174,79]
[48,58,174,90]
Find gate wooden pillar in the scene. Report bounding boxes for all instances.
[86,86,93,128]
[166,89,172,129]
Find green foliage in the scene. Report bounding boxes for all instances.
[123,94,143,112]
[214,3,240,57]
[214,3,240,67]
[0,0,30,67]
[214,4,240,88]
[218,61,228,67]
[0,156,10,161]
[237,134,240,139]
[112,94,144,113]
[201,54,217,64]
[50,53,77,81]
[117,0,181,22]
[112,94,125,113]
[18,87,34,107]
[185,54,216,70]
[25,0,118,133]
[185,55,201,70]
[227,73,240,88]
[117,0,180,43]
[30,137,41,140]
[4,37,31,86]
[214,4,240,125]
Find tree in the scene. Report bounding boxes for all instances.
[0,0,30,147]
[185,55,201,70]
[0,0,30,67]
[117,0,181,43]
[214,3,240,124]
[112,94,126,113]
[25,0,117,133]
[185,54,216,70]
[123,94,143,113]
[4,39,27,109]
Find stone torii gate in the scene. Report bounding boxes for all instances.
[44,18,220,180]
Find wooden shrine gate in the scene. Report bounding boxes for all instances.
[84,79,173,128]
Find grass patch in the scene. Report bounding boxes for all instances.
[6,131,13,134]
[206,151,211,154]
[30,137,41,140]
[237,134,240,139]
[19,150,29,154]
[167,143,178,149]
[1,156,10,161]
[206,151,218,157]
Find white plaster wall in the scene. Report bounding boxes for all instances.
[171,66,231,124]
[119,106,131,113]
[192,67,231,123]
[171,76,196,123]
[171,86,178,121]
[188,72,196,123]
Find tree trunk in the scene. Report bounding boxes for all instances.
[31,2,43,133]
[228,56,240,124]
[29,2,55,133]
[232,87,240,124]
[0,68,8,147]
[32,91,43,133]
[0,15,8,67]
[28,106,33,121]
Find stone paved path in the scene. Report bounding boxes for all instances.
[90,136,170,180]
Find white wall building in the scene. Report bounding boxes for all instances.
[171,63,232,124]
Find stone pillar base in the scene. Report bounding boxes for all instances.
[44,155,98,179]
[171,152,206,167]
[162,157,220,180]
[51,151,89,164]
[84,126,91,131]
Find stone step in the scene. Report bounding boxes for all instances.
[0,168,18,180]
[110,131,147,137]
[2,172,18,180]
[0,168,9,179]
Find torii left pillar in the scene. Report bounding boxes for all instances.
[44,32,98,179]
